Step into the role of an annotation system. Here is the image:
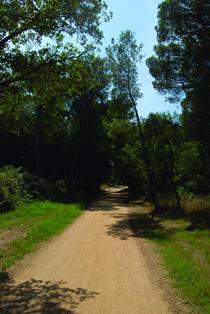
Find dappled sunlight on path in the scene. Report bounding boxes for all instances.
[2,187,173,314]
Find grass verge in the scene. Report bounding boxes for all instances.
[129,207,210,313]
[0,201,83,270]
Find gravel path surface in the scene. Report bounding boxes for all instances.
[1,188,173,313]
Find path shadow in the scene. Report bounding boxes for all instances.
[106,206,210,241]
[92,190,208,239]
[89,199,119,211]
[90,191,175,240]
[89,190,129,212]
[106,212,174,241]
[0,273,98,314]
[154,209,210,231]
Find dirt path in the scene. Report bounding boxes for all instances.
[1,188,173,314]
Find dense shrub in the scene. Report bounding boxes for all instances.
[48,179,69,201]
[0,165,72,211]
[0,166,30,212]
[23,172,49,199]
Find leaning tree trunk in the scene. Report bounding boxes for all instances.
[35,105,42,176]
[129,93,158,210]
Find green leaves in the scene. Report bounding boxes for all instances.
[147,0,210,172]
[0,0,110,48]
[0,0,110,100]
[147,0,210,100]
[106,30,143,101]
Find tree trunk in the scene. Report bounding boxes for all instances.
[129,94,157,210]
[35,129,41,175]
[173,182,181,212]
[35,106,41,176]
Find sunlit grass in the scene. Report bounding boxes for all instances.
[158,194,210,213]
[132,204,210,313]
[0,201,83,270]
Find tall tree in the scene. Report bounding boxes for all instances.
[63,54,110,193]
[106,30,157,206]
[0,0,111,176]
[147,0,210,144]
[144,113,182,210]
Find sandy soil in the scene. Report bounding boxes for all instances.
[0,188,175,314]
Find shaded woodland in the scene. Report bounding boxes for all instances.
[0,0,210,215]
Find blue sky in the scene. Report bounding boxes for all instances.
[100,0,181,117]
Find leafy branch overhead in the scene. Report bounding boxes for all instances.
[0,0,111,97]
[0,0,111,48]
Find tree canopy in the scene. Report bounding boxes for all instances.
[0,0,111,98]
[1,0,210,209]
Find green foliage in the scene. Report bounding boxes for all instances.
[0,0,109,47]
[147,0,210,146]
[106,31,158,203]
[106,30,143,101]
[103,96,147,194]
[0,0,112,193]
[175,141,205,193]
[144,113,179,191]
[0,51,110,191]
[23,172,49,199]
[104,105,210,200]
[1,0,210,212]
[66,55,110,194]
[0,0,110,97]
[146,1,210,195]
[143,113,210,200]
[147,0,210,98]
[55,180,68,195]
[47,179,69,202]
[0,166,30,212]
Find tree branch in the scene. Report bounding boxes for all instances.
[0,26,29,49]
